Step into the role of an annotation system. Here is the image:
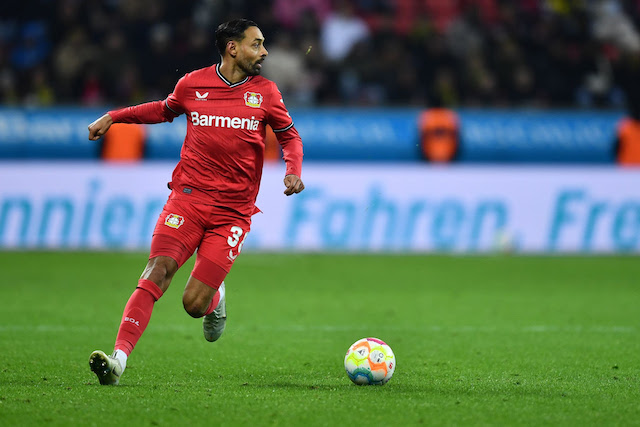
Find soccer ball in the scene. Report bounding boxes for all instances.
[344,337,396,385]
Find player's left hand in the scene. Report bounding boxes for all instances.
[284,174,305,196]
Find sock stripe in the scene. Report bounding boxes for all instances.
[137,279,163,301]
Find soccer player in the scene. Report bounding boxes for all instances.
[86,19,304,385]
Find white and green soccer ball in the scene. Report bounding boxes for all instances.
[344,337,396,385]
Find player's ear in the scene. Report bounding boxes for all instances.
[227,40,237,58]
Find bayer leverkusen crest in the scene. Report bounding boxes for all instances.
[244,92,263,108]
[164,213,184,229]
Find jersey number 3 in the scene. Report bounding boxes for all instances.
[227,225,248,260]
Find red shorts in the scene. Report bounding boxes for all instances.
[149,195,252,289]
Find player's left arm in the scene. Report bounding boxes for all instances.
[277,127,304,195]
[267,84,304,196]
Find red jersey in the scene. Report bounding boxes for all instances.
[109,64,303,216]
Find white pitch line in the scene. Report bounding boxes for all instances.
[0,324,635,333]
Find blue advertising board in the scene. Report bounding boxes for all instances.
[0,108,103,159]
[0,107,624,163]
[456,109,623,163]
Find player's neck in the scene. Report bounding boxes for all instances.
[218,60,247,84]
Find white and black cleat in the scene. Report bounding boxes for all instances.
[203,282,227,342]
[89,350,123,385]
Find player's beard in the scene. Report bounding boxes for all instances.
[239,58,263,76]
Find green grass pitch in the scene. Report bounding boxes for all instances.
[0,252,638,426]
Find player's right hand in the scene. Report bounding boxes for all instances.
[88,114,114,140]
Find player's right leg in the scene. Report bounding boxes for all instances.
[112,256,177,354]
[89,256,177,385]
[90,197,205,385]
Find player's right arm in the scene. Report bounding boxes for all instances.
[87,75,188,140]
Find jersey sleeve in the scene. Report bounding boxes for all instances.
[267,82,303,177]
[165,74,188,115]
[108,75,187,124]
[266,82,294,133]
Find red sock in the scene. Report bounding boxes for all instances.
[204,290,221,316]
[114,279,164,356]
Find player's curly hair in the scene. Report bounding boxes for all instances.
[215,19,258,56]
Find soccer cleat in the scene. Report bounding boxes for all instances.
[203,282,226,342]
[89,350,123,385]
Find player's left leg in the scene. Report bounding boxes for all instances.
[203,281,226,342]
[183,257,227,342]
[183,212,251,342]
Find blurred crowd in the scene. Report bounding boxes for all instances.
[1,0,640,112]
